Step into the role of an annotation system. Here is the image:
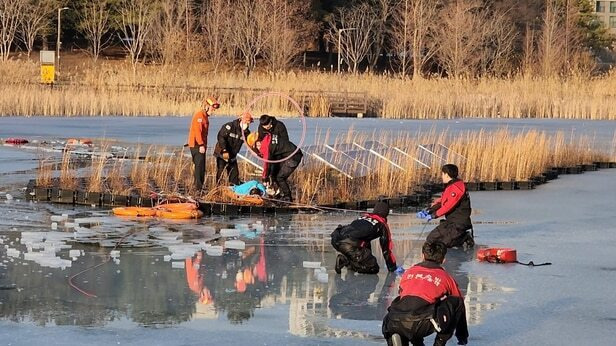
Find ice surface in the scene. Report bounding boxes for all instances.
[302,261,322,269]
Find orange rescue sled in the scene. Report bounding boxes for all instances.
[112,207,158,217]
[476,247,517,263]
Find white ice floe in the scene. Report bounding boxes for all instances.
[302,261,322,269]
[220,229,240,237]
[205,245,223,256]
[171,261,185,269]
[225,240,245,250]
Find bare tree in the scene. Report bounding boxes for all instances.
[0,0,25,61]
[433,0,488,78]
[538,0,564,77]
[367,0,394,71]
[153,0,187,65]
[327,3,378,74]
[228,0,268,76]
[201,0,230,72]
[521,23,536,76]
[18,0,54,58]
[392,0,440,78]
[117,0,158,74]
[79,0,112,62]
[481,11,518,76]
[261,0,313,72]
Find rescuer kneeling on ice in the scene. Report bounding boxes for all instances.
[417,164,474,250]
[382,241,469,346]
[331,201,398,274]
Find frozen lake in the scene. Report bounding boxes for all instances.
[1,136,616,344]
[1,116,615,147]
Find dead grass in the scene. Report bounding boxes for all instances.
[35,127,615,205]
[2,56,616,119]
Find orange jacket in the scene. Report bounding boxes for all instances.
[187,109,209,148]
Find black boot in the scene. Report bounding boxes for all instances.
[462,231,475,251]
[335,254,348,274]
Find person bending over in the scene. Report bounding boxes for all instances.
[331,202,398,274]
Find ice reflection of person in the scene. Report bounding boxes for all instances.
[329,273,397,321]
[382,242,469,346]
[185,252,213,305]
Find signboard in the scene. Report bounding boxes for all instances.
[40,50,55,84]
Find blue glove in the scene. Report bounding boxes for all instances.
[416,210,432,221]
[394,266,405,275]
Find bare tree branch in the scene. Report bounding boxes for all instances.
[0,0,26,61]
[79,0,112,62]
[117,0,157,74]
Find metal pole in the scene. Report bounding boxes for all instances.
[337,29,341,74]
[56,7,68,73]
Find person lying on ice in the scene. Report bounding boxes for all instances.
[331,201,398,274]
[417,164,474,250]
[382,241,469,346]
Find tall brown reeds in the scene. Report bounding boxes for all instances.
[39,128,613,206]
[2,59,616,119]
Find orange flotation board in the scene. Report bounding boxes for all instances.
[154,202,198,211]
[476,247,517,263]
[112,207,157,217]
[155,209,203,219]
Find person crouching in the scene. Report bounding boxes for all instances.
[382,241,469,346]
[331,202,397,275]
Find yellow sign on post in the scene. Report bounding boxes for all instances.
[40,51,55,84]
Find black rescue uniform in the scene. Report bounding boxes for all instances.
[258,117,302,200]
[426,179,473,248]
[330,214,397,274]
[382,260,469,346]
[214,119,250,186]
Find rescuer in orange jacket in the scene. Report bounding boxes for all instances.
[382,241,469,346]
[417,164,474,249]
[187,97,219,192]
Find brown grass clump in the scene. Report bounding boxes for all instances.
[59,150,78,190]
[35,156,53,187]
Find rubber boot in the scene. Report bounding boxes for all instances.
[335,254,348,274]
[391,333,403,346]
[462,231,475,251]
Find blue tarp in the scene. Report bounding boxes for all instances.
[231,180,266,196]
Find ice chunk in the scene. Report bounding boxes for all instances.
[69,250,81,258]
[225,240,245,250]
[5,194,12,200]
[51,222,58,230]
[6,248,20,258]
[303,261,322,269]
[316,272,328,283]
[171,261,185,269]
[110,250,120,258]
[50,215,64,222]
[220,229,240,237]
[64,222,76,228]
[163,255,171,262]
[206,245,223,256]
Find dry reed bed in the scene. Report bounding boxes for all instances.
[34,128,614,206]
[2,60,616,119]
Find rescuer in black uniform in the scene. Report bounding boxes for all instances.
[330,201,398,274]
[214,112,253,185]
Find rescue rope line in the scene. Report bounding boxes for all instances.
[484,256,552,266]
[68,229,141,298]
